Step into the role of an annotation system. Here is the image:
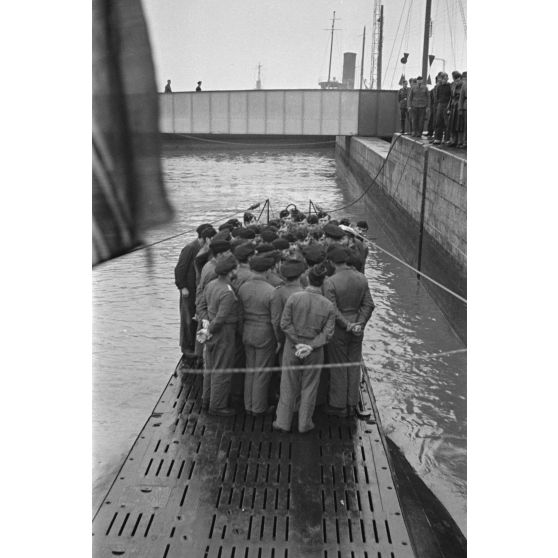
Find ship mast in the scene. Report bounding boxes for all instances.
[421,0,433,81]
[327,11,339,83]
[369,1,384,89]
[255,63,262,90]
[359,26,366,89]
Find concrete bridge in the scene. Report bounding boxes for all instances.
[159,89,398,137]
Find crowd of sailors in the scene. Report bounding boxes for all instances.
[174,208,375,434]
[398,70,467,148]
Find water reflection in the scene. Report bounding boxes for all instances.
[93,144,466,534]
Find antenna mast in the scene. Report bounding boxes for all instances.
[359,26,366,89]
[327,11,340,83]
[255,63,262,89]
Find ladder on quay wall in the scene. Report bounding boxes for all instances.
[93,368,415,558]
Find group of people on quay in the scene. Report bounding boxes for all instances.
[174,207,375,434]
[398,70,467,148]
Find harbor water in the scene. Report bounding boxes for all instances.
[93,141,466,535]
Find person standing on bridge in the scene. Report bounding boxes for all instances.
[164,79,172,93]
[196,81,202,91]
[323,246,375,417]
[197,255,241,416]
[273,264,336,434]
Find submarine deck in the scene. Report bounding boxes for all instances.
[93,368,414,558]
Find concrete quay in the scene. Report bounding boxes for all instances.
[336,134,467,341]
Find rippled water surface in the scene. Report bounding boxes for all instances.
[93,142,466,534]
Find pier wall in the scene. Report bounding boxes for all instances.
[336,134,467,341]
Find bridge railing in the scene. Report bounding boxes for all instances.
[159,89,398,137]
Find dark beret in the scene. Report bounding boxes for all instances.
[200,226,217,240]
[230,228,242,238]
[308,263,328,285]
[307,215,319,225]
[339,218,351,226]
[327,246,349,264]
[295,227,308,241]
[196,223,213,236]
[279,209,290,218]
[210,239,231,255]
[256,243,274,254]
[268,219,281,228]
[302,243,326,265]
[215,254,238,275]
[230,238,245,251]
[213,230,231,242]
[195,250,210,269]
[249,255,275,272]
[346,250,362,270]
[280,259,307,279]
[247,224,261,234]
[218,223,232,232]
[238,228,256,239]
[323,223,345,240]
[226,218,241,228]
[272,238,290,251]
[356,220,369,230]
[234,242,255,261]
[261,230,278,243]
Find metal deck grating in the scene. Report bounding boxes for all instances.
[93,372,415,558]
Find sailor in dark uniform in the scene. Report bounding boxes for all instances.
[231,242,255,291]
[197,255,241,416]
[273,264,336,433]
[237,255,281,415]
[174,224,214,359]
[323,247,375,417]
[195,237,231,312]
[270,259,307,360]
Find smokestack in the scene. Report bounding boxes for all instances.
[342,52,357,89]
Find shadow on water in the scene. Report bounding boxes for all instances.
[93,142,466,536]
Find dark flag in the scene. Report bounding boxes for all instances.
[93,0,173,265]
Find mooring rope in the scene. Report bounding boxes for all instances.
[364,237,468,304]
[93,201,265,267]
[176,133,336,148]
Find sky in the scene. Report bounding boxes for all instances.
[142,0,467,92]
